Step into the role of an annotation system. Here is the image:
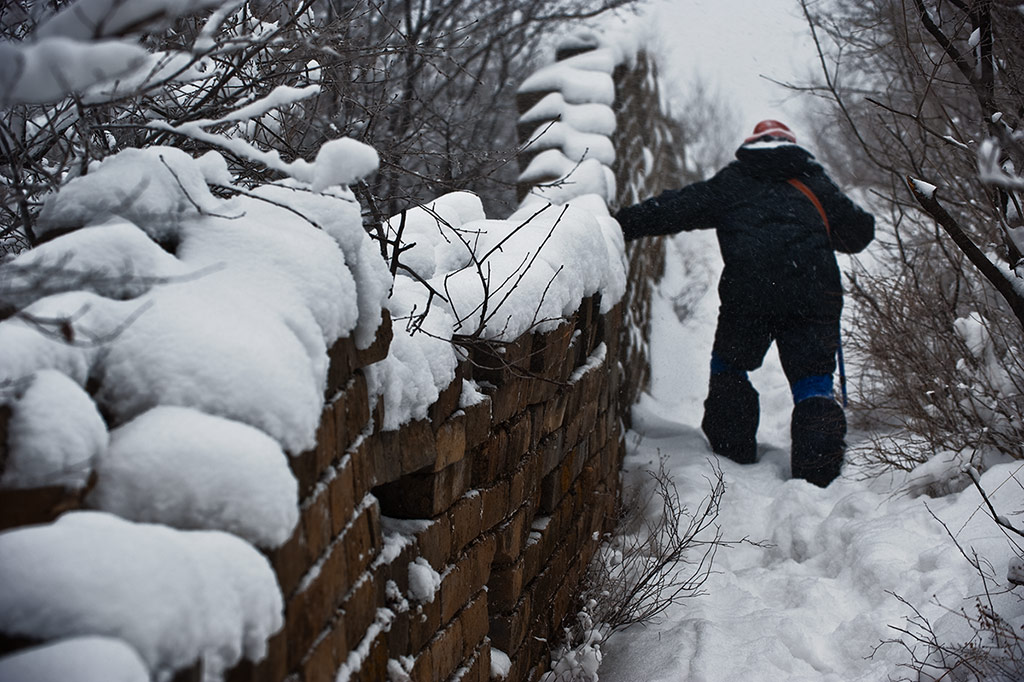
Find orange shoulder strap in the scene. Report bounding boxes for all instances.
[787,178,831,239]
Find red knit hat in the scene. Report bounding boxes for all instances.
[743,119,797,144]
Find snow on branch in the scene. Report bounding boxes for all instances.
[150,85,380,190]
[35,0,229,41]
[978,138,1024,191]
[0,38,149,107]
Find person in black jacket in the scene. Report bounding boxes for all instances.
[616,120,874,487]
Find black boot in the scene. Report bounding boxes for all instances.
[790,397,846,487]
[701,372,760,464]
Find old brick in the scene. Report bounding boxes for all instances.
[506,411,532,462]
[508,450,541,510]
[548,575,575,636]
[300,624,336,682]
[471,427,508,487]
[540,389,568,437]
[433,537,496,632]
[537,429,565,478]
[440,561,472,628]
[506,641,541,682]
[342,501,381,592]
[409,596,442,653]
[301,487,333,562]
[524,493,572,584]
[388,605,411,660]
[340,572,378,656]
[489,377,529,425]
[478,479,509,533]
[409,648,433,682]
[346,631,389,682]
[348,435,379,501]
[578,398,599,445]
[336,371,371,453]
[539,447,583,514]
[460,591,489,659]
[462,395,492,450]
[374,457,470,519]
[526,404,544,449]
[429,368,464,429]
[267,524,308,599]
[487,555,526,613]
[534,320,574,378]
[325,336,356,399]
[314,404,339,478]
[493,501,532,565]
[529,552,564,622]
[328,455,357,536]
[376,428,404,485]
[430,618,464,682]
[289,449,320,501]
[458,640,491,682]
[284,580,323,670]
[402,516,450,572]
[353,308,393,368]
[526,375,558,407]
[432,412,467,473]
[489,591,532,654]
[449,491,482,558]
[398,419,438,475]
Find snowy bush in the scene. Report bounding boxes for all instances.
[543,459,726,681]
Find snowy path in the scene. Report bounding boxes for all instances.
[599,233,1024,681]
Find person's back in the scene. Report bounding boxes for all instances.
[616,120,874,486]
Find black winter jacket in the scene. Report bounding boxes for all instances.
[616,142,874,322]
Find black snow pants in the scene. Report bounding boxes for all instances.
[700,310,847,487]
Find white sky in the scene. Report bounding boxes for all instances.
[645,0,820,143]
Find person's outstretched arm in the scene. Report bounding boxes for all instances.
[805,171,875,254]
[615,171,728,241]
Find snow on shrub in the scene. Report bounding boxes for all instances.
[88,406,298,548]
[0,512,282,679]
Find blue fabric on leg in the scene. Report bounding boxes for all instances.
[710,351,749,378]
[791,374,834,403]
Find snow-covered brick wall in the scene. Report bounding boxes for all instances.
[0,22,681,682]
[516,35,684,426]
[0,126,390,679]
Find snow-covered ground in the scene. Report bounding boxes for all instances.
[600,232,1024,681]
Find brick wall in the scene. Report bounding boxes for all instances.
[217,292,629,682]
[0,38,686,682]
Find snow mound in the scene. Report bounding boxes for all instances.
[407,558,441,603]
[0,636,149,682]
[1,370,107,491]
[0,512,283,679]
[88,406,299,548]
[37,146,223,244]
[312,138,380,191]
